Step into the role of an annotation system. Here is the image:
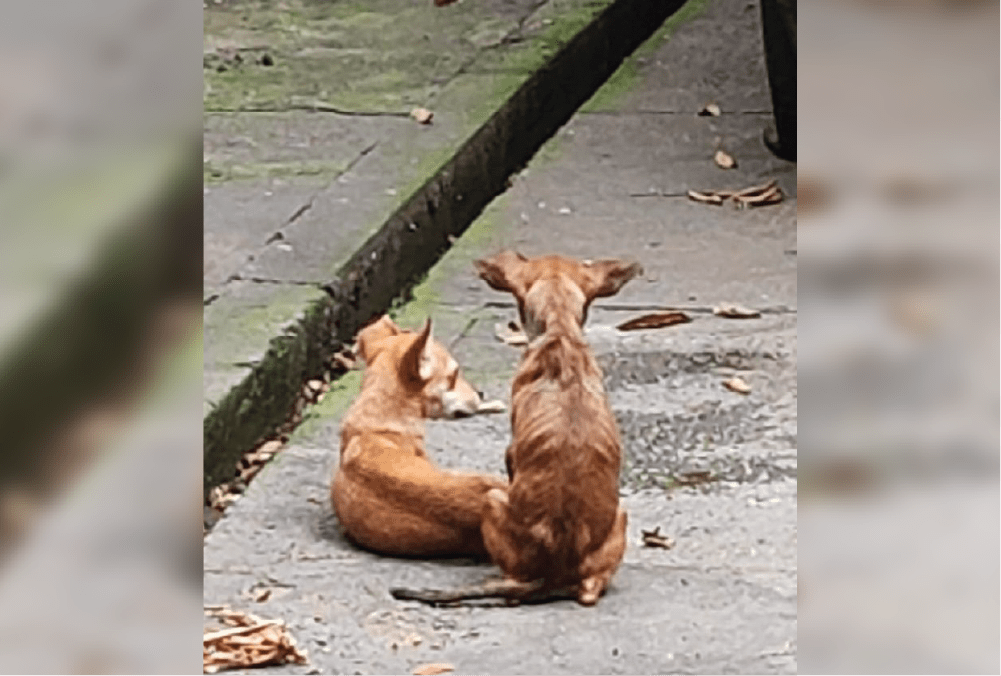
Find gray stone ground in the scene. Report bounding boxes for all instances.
[204,0,797,673]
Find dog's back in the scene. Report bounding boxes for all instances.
[331,316,507,559]
[504,329,621,582]
[474,252,641,603]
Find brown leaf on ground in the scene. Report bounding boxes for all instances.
[738,179,776,196]
[697,102,721,117]
[687,180,783,208]
[723,377,751,394]
[616,312,691,331]
[714,150,737,169]
[686,189,724,205]
[331,349,357,371]
[204,607,307,673]
[733,183,783,208]
[641,526,675,549]
[434,0,459,5]
[413,663,455,675]
[713,303,761,319]
[675,469,714,486]
[410,107,434,124]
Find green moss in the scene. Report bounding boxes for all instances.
[288,369,363,443]
[581,0,709,113]
[203,158,353,184]
[204,285,327,370]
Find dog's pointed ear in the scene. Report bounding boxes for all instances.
[403,318,435,382]
[355,315,401,363]
[584,259,643,299]
[474,251,527,295]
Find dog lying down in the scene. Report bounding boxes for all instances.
[331,315,507,559]
[391,251,642,606]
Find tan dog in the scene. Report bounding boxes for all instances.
[392,252,641,606]
[331,315,507,559]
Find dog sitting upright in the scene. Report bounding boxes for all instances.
[391,252,641,606]
[331,315,507,559]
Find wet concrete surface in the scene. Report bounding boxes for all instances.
[204,0,797,672]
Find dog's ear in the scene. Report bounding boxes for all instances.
[355,315,401,363]
[474,251,528,295]
[403,318,435,383]
[583,259,643,299]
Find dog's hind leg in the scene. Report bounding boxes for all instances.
[480,487,526,578]
[576,507,628,605]
[389,489,554,607]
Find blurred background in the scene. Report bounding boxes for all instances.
[0,0,202,673]
[797,0,998,672]
[0,0,995,673]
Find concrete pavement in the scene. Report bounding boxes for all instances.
[204,0,797,672]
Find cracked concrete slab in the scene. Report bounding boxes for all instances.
[203,0,694,489]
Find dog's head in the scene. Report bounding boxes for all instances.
[474,251,642,339]
[356,315,482,419]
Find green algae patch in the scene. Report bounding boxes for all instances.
[204,158,353,184]
[580,0,709,113]
[204,284,328,371]
[287,369,363,445]
[204,0,519,113]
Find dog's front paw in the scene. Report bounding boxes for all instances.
[476,400,507,414]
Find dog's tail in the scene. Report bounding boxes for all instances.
[390,578,569,606]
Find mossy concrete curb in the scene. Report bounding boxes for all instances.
[203,0,690,496]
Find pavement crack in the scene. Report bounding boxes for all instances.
[227,274,320,286]
[205,104,411,118]
[582,109,772,116]
[262,141,379,245]
[428,0,550,101]
[477,300,797,315]
[204,293,221,307]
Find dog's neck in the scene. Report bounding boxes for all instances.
[522,279,587,344]
[341,369,426,441]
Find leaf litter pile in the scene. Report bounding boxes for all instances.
[205,346,359,532]
[204,606,308,673]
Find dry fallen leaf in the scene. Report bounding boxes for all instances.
[713,303,761,319]
[733,179,777,197]
[410,107,434,124]
[734,184,783,208]
[714,150,737,169]
[434,0,459,5]
[204,608,307,673]
[686,189,724,205]
[413,664,455,676]
[616,312,692,331]
[687,180,783,209]
[724,377,751,394]
[477,399,507,414]
[641,526,674,549]
[331,349,357,371]
[494,321,528,346]
[676,469,714,486]
[697,103,721,117]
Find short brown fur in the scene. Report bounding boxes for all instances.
[331,315,507,559]
[473,252,641,605]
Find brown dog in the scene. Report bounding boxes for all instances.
[331,315,507,559]
[392,252,641,606]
